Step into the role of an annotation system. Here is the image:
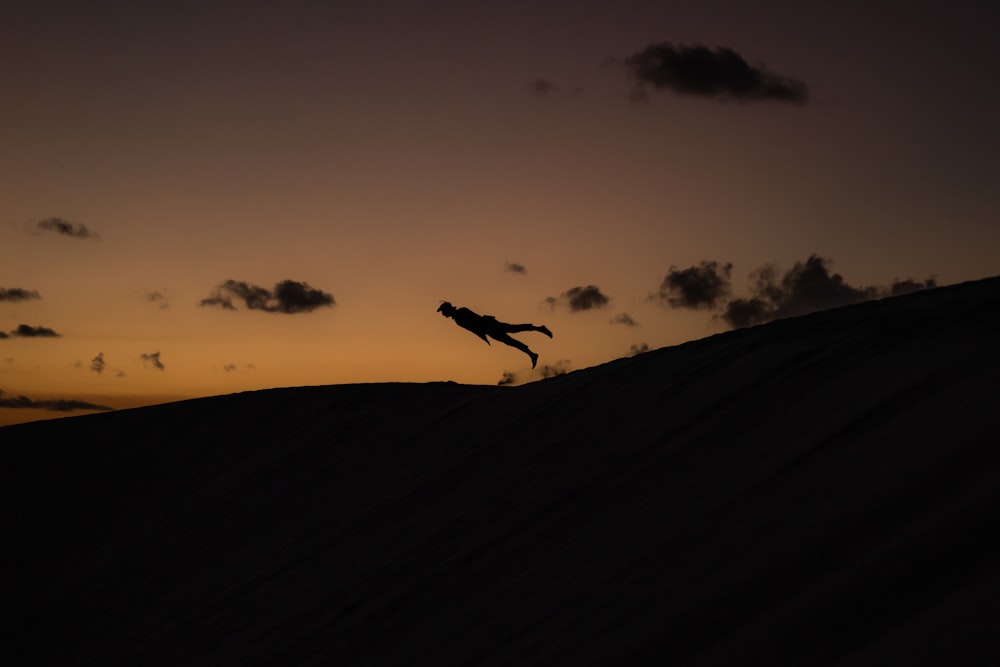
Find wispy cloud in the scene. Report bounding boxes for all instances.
[0,389,112,412]
[624,42,808,104]
[139,351,165,370]
[629,343,650,356]
[36,217,99,239]
[610,313,640,327]
[539,359,572,378]
[497,371,517,386]
[0,288,41,302]
[91,352,105,373]
[528,78,558,95]
[200,279,335,314]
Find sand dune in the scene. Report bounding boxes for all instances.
[5,277,999,665]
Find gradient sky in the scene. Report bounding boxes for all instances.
[2,0,998,425]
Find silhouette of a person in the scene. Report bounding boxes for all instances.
[437,301,553,369]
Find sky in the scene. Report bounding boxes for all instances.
[2,0,998,425]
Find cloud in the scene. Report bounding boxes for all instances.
[223,363,256,373]
[547,285,610,312]
[0,388,112,412]
[610,313,640,327]
[497,371,517,386]
[146,290,171,309]
[91,352,105,374]
[0,288,41,302]
[629,343,650,356]
[890,277,938,296]
[37,217,98,239]
[721,255,884,328]
[539,359,572,378]
[528,78,558,95]
[655,261,733,309]
[624,42,808,104]
[7,324,61,338]
[505,261,527,274]
[200,279,335,314]
[140,351,165,370]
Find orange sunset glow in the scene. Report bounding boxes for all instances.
[3,1,998,426]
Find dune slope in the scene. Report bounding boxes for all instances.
[4,277,999,665]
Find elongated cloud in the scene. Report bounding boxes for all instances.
[610,313,639,327]
[505,261,527,274]
[0,288,41,302]
[6,324,61,338]
[200,279,335,314]
[0,389,112,412]
[625,43,808,104]
[655,261,733,309]
[37,217,98,238]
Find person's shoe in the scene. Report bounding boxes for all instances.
[529,352,538,369]
[537,325,553,338]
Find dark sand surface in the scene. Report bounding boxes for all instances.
[5,277,999,665]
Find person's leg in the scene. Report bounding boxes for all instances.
[503,323,553,338]
[490,333,539,368]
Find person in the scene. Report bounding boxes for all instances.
[437,301,553,369]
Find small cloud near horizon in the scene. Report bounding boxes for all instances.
[3,324,61,338]
[721,254,936,328]
[505,261,527,274]
[200,279,335,314]
[0,388,112,412]
[0,288,42,302]
[539,359,572,378]
[624,42,808,104]
[629,343,650,356]
[36,217,99,239]
[91,352,105,373]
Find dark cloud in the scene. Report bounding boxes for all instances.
[200,279,335,314]
[624,42,808,104]
[722,255,882,328]
[91,352,105,374]
[528,78,558,95]
[629,343,650,356]
[656,261,733,309]
[610,313,640,327]
[0,388,112,412]
[505,261,527,274]
[890,277,938,296]
[9,324,60,338]
[37,217,98,238]
[140,351,165,370]
[0,288,41,302]
[539,359,572,378]
[497,371,517,386]
[552,285,610,312]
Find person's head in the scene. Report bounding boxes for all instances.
[437,301,456,318]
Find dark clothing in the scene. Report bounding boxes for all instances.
[439,303,550,368]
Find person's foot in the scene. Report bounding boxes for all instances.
[537,325,553,338]
[529,351,538,369]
